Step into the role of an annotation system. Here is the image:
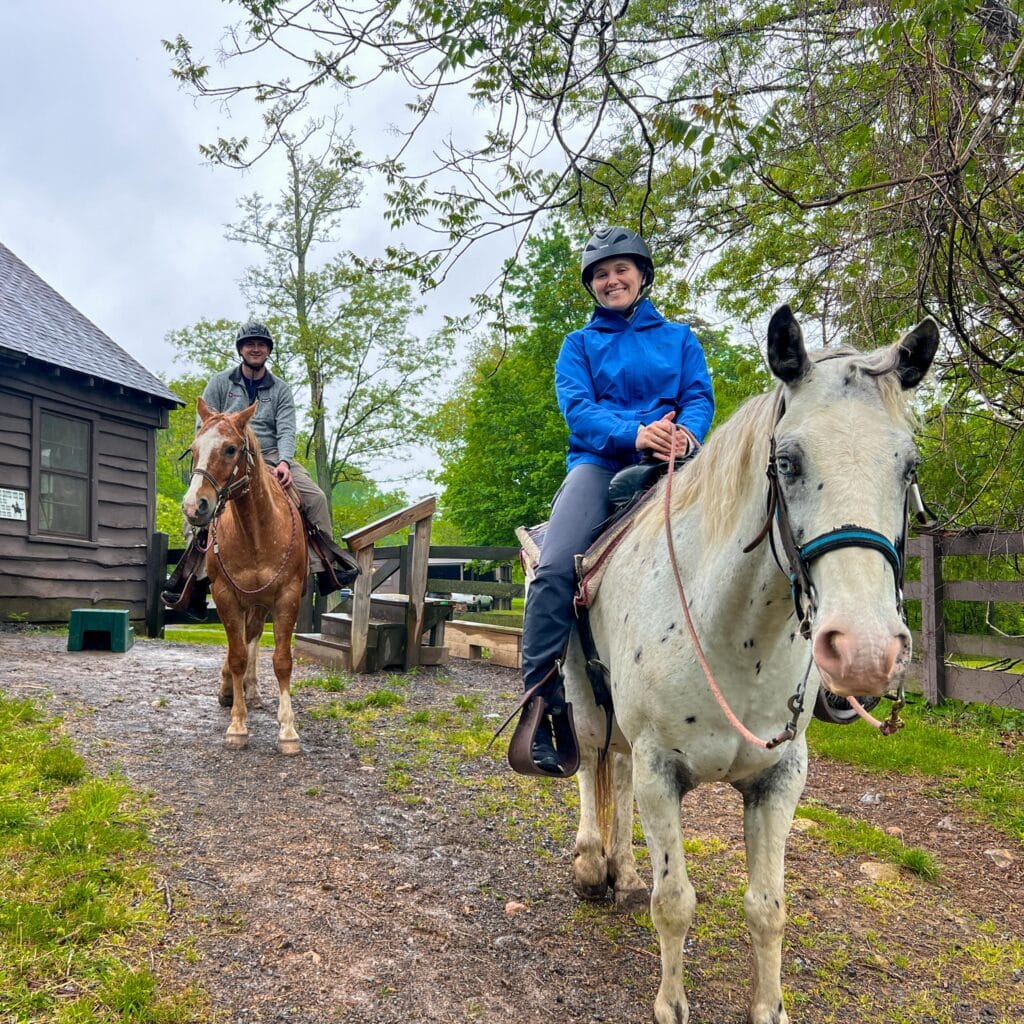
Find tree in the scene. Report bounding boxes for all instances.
[169,107,454,492]
[431,224,585,544]
[166,1,1024,523]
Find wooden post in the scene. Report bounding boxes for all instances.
[404,514,432,669]
[919,533,946,705]
[146,531,169,639]
[296,588,314,634]
[399,538,411,596]
[350,546,376,673]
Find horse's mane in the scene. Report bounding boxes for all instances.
[633,344,917,546]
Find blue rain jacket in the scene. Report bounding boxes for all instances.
[555,297,714,473]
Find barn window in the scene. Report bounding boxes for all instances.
[38,412,91,537]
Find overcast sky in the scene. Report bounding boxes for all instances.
[0,2,504,498]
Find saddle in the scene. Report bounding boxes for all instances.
[507,454,696,776]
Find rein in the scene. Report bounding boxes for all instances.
[188,429,301,598]
[663,431,805,750]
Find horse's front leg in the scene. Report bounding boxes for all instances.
[222,623,250,750]
[271,594,301,756]
[633,738,696,1024]
[606,748,647,910]
[734,739,808,1024]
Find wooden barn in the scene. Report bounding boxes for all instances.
[0,242,182,627]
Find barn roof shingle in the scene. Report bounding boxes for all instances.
[0,241,182,407]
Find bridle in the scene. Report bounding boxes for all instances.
[742,387,933,734]
[663,381,930,747]
[181,427,256,521]
[182,424,300,597]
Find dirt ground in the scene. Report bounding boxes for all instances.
[1,630,1022,1024]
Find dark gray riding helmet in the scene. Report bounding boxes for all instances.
[580,225,655,295]
[236,320,274,353]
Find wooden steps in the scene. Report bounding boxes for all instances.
[295,595,452,672]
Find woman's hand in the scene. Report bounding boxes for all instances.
[637,413,691,461]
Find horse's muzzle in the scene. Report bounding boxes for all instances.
[182,495,214,528]
[812,616,911,698]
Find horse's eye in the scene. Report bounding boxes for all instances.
[776,455,800,478]
[225,445,237,457]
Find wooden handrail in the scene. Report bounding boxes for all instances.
[342,496,437,551]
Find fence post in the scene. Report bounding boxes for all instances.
[919,533,946,705]
[146,532,168,639]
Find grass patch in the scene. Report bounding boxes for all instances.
[807,695,1024,841]
[795,801,940,879]
[0,692,205,1022]
[163,623,276,648]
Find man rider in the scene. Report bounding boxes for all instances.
[162,320,350,617]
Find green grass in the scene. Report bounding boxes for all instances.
[795,801,940,879]
[0,693,205,1022]
[807,695,1024,841]
[163,623,276,648]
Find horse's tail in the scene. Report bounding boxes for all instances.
[595,749,614,849]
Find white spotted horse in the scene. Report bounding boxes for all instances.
[560,305,938,1024]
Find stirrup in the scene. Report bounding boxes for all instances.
[507,687,580,778]
[161,574,196,611]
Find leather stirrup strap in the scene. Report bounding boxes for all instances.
[574,605,614,760]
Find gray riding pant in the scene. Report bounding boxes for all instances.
[521,463,613,691]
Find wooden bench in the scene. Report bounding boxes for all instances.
[445,619,522,669]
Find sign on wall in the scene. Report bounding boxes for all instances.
[0,488,27,520]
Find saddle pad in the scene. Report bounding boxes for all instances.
[574,488,659,608]
[514,484,660,610]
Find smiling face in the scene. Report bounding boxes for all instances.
[589,255,644,312]
[238,338,270,374]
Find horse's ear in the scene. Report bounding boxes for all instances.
[236,400,259,430]
[767,304,811,384]
[894,317,939,390]
[196,397,213,422]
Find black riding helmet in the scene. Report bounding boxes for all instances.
[580,225,655,298]
[236,320,274,354]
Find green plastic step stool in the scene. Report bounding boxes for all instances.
[67,609,135,653]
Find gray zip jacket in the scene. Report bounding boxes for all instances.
[200,365,297,465]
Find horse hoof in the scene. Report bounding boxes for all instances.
[572,877,610,902]
[218,693,233,708]
[614,885,650,913]
[224,733,248,751]
[277,738,301,756]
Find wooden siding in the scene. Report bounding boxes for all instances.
[0,367,166,623]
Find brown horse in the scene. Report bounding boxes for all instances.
[182,398,309,754]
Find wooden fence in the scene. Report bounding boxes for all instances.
[906,530,1024,711]
[148,525,1024,709]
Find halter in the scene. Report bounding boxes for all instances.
[749,433,907,642]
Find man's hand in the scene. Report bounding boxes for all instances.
[636,412,691,461]
[272,461,293,488]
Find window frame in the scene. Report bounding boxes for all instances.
[29,401,99,545]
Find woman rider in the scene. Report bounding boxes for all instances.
[517,226,715,776]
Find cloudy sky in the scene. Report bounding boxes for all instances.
[1,2,505,496]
